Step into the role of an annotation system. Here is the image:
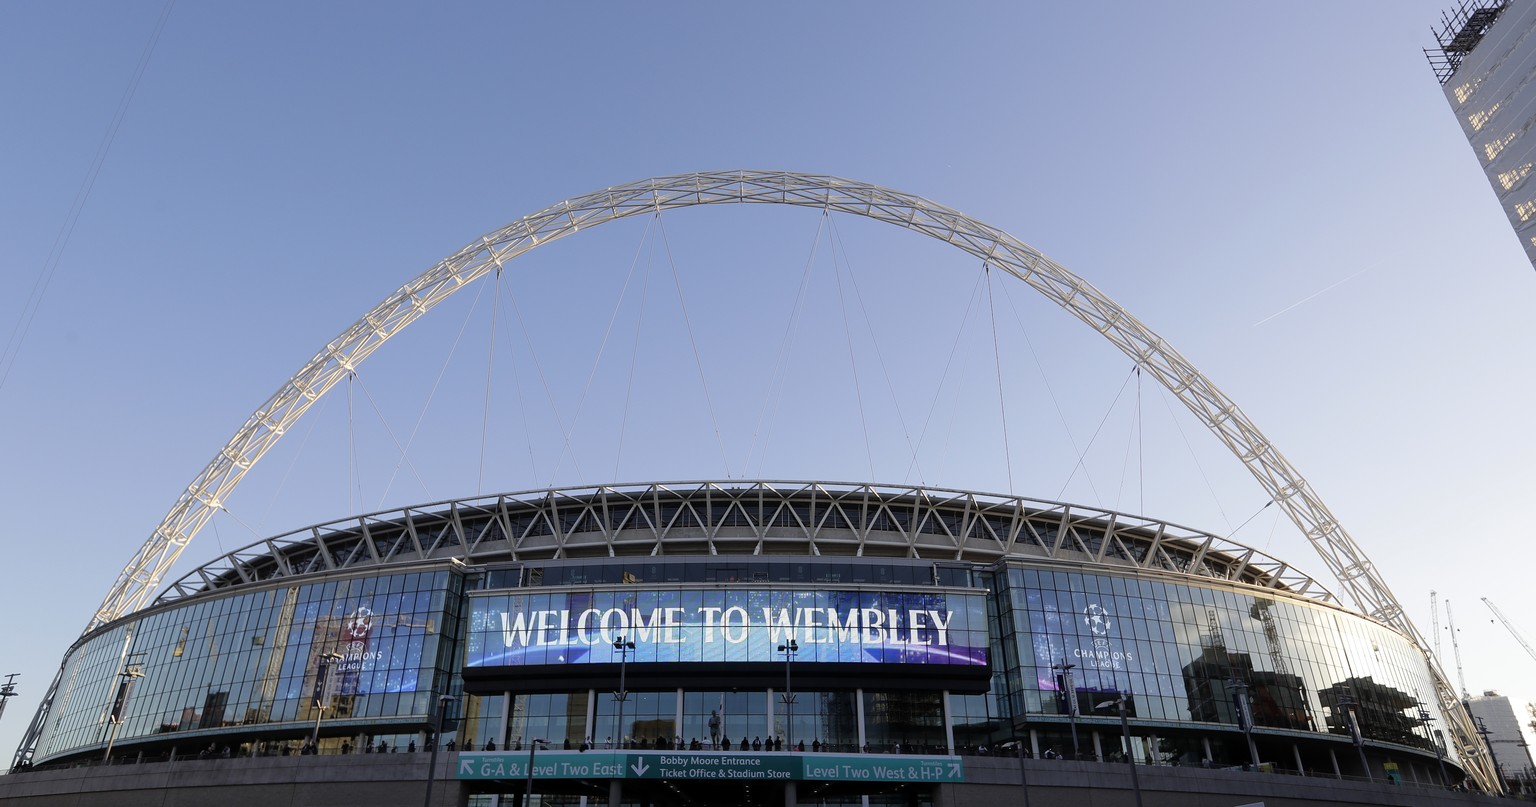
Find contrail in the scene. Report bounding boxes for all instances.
[1252,264,1374,327]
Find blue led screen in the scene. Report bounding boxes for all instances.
[466,589,988,668]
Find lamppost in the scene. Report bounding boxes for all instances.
[522,738,547,807]
[102,655,145,763]
[613,636,635,749]
[778,639,799,750]
[1228,679,1260,769]
[422,695,457,807]
[1417,703,1450,788]
[1051,663,1079,760]
[1095,688,1143,807]
[309,652,343,752]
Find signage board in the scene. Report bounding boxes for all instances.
[456,750,964,783]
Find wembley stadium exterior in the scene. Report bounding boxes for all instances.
[18,481,1474,805]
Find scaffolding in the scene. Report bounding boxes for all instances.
[1426,0,1509,84]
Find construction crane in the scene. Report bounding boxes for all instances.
[1483,598,1536,666]
[1448,598,1471,700]
[1432,590,1444,662]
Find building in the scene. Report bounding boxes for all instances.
[1428,0,1536,270]
[1467,690,1535,791]
[7,481,1481,806]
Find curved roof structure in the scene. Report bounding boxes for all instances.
[155,481,1335,607]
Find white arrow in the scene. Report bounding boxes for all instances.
[631,759,650,776]
[947,762,961,777]
[460,759,475,775]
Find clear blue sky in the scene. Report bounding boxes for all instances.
[3,1,1535,761]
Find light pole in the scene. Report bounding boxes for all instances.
[423,695,457,807]
[613,636,635,749]
[102,656,145,763]
[309,652,342,752]
[1228,679,1260,769]
[1052,663,1079,760]
[522,738,546,807]
[778,639,799,750]
[1095,688,1143,807]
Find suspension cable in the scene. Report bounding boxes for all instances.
[350,370,431,501]
[544,215,652,485]
[378,271,493,505]
[827,215,927,485]
[506,282,583,483]
[984,264,1016,492]
[614,216,658,482]
[1152,382,1231,531]
[903,269,986,485]
[830,222,877,482]
[997,278,1104,505]
[345,371,362,514]
[477,268,503,494]
[654,207,732,477]
[744,209,826,478]
[1055,365,1139,502]
[0,0,175,397]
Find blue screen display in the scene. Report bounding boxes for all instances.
[466,588,988,668]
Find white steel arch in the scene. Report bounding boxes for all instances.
[63,170,1493,786]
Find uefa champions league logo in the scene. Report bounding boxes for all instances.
[344,607,374,640]
[1083,604,1112,636]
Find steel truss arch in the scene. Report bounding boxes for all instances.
[40,170,1489,787]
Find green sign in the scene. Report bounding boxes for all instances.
[457,751,964,783]
[804,754,964,783]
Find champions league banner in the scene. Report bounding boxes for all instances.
[466,589,988,668]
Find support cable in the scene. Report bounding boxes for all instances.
[350,371,431,501]
[654,209,732,477]
[830,225,877,482]
[998,280,1104,505]
[477,268,503,494]
[1153,382,1231,532]
[902,270,986,485]
[1227,499,1275,539]
[827,215,926,485]
[346,371,363,515]
[506,283,583,483]
[614,217,658,482]
[379,273,493,506]
[0,0,175,397]
[984,264,1016,492]
[744,210,826,478]
[544,216,650,486]
[258,393,331,530]
[1138,366,1145,515]
[1056,365,1139,502]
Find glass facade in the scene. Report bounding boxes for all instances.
[35,551,1454,774]
[39,569,458,759]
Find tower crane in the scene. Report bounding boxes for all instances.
[1448,599,1471,700]
[1483,598,1536,665]
[1433,591,1444,662]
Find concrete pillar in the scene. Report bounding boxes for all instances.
[941,691,955,754]
[1202,737,1213,765]
[675,688,684,746]
[784,780,797,807]
[1029,729,1039,759]
[855,689,867,751]
[498,691,513,747]
[585,689,596,746]
[1091,730,1103,761]
[608,778,622,807]
[1329,747,1341,778]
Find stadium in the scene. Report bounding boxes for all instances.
[16,481,1475,805]
[0,172,1504,806]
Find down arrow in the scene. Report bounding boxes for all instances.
[631,759,650,776]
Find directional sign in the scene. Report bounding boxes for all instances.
[455,750,964,784]
[802,754,963,783]
[630,752,799,781]
[457,751,625,780]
